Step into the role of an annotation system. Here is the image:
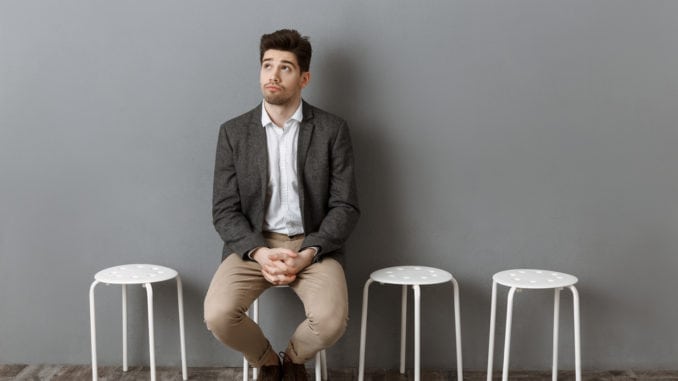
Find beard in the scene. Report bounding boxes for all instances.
[263,92,295,106]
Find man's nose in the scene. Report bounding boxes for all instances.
[270,69,280,82]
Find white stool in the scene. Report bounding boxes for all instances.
[486,269,581,381]
[358,266,463,381]
[243,286,328,381]
[89,264,187,381]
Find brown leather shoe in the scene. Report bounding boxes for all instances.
[259,360,282,381]
[280,352,308,381]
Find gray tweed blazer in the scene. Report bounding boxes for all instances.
[212,101,360,262]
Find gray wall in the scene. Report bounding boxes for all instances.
[2,0,678,371]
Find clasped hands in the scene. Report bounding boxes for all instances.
[252,247,315,285]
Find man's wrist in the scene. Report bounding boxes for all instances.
[299,247,319,265]
[249,247,265,261]
[301,246,319,256]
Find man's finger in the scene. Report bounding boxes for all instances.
[267,252,282,261]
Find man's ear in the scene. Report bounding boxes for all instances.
[300,71,311,89]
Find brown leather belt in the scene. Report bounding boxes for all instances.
[263,231,305,241]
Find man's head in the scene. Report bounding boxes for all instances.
[260,29,312,73]
[259,29,312,106]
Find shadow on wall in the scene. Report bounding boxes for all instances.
[312,42,413,275]
[308,44,420,367]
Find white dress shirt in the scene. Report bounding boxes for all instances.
[260,101,304,236]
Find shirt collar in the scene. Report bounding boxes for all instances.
[261,101,304,127]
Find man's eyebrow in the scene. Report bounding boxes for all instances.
[262,58,298,68]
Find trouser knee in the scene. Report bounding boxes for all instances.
[204,300,244,340]
[312,309,349,348]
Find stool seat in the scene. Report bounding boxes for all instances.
[371,266,452,285]
[89,263,187,381]
[359,265,463,381]
[493,269,577,289]
[486,268,581,381]
[95,264,178,284]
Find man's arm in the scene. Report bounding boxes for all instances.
[212,125,268,258]
[301,121,360,258]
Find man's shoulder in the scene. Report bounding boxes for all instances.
[220,105,260,131]
[303,102,347,128]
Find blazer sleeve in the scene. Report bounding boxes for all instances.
[301,121,360,258]
[212,125,267,259]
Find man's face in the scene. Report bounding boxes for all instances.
[260,49,310,106]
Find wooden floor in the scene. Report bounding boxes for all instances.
[2,365,678,381]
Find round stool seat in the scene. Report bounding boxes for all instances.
[95,264,178,285]
[359,265,463,381]
[371,266,453,286]
[493,269,577,289]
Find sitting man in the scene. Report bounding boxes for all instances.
[204,29,360,380]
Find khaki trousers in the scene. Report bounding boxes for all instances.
[204,234,348,367]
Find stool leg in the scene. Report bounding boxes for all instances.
[570,286,581,381]
[400,284,407,374]
[315,352,322,380]
[358,279,374,381]
[243,301,250,381]
[501,287,517,381]
[176,276,188,380]
[89,280,100,381]
[552,288,561,381]
[450,277,463,381]
[253,298,259,381]
[144,283,156,381]
[413,285,421,381]
[321,349,328,380]
[486,281,498,381]
[122,284,128,372]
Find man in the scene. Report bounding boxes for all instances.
[204,29,360,381]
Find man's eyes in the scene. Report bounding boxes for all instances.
[262,64,293,72]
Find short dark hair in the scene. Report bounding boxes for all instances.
[260,29,312,73]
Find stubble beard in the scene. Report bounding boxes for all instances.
[264,92,294,106]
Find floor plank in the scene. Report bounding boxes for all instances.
[2,365,678,380]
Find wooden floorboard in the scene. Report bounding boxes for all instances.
[2,365,678,380]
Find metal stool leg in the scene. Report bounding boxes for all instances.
[400,284,408,374]
[243,300,250,381]
[253,298,259,380]
[89,281,100,381]
[413,285,421,381]
[144,283,156,381]
[501,287,518,381]
[242,298,260,381]
[358,279,373,381]
[552,288,561,381]
[243,356,249,381]
[486,281,498,381]
[315,352,322,380]
[122,284,128,372]
[176,276,188,380]
[570,286,581,381]
[450,277,463,381]
[321,349,328,380]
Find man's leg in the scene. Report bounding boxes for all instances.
[203,253,277,367]
[286,257,349,363]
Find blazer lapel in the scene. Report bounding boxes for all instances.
[248,107,269,201]
[297,102,315,179]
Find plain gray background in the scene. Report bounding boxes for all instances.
[2,0,678,371]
